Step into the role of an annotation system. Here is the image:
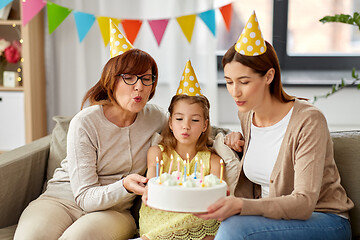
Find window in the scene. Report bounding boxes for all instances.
[217,0,360,74]
[273,0,360,70]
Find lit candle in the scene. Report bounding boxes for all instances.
[177,157,180,180]
[159,160,164,184]
[194,156,198,179]
[168,154,174,174]
[186,153,190,176]
[156,156,159,179]
[183,160,187,182]
[201,163,205,187]
[220,159,224,183]
[200,159,203,183]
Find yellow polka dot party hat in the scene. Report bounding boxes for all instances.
[176,60,202,96]
[235,11,267,56]
[110,20,134,58]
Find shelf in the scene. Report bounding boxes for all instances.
[0,20,21,26]
[0,86,23,91]
[0,0,47,151]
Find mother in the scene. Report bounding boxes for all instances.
[197,12,354,240]
[14,48,167,240]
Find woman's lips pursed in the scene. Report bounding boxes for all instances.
[236,100,246,106]
[134,96,142,103]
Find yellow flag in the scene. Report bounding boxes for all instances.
[97,17,121,46]
[176,14,196,43]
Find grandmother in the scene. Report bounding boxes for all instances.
[14,48,167,240]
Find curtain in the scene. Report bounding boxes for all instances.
[45,0,221,131]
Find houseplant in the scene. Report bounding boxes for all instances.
[313,12,360,103]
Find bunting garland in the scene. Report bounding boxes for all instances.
[47,2,72,34]
[176,14,196,43]
[73,11,96,42]
[198,9,216,36]
[220,4,233,32]
[148,19,169,46]
[21,0,46,26]
[0,0,12,11]
[14,1,233,46]
[121,19,143,45]
[97,17,121,46]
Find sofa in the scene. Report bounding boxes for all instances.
[0,116,359,239]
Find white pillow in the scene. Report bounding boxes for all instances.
[213,132,241,195]
[150,132,162,146]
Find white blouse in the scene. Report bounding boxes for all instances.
[243,107,293,198]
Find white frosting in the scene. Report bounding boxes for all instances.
[147,173,227,213]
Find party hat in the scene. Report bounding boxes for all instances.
[235,11,267,56]
[109,20,133,58]
[176,60,202,96]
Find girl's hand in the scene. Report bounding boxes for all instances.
[194,196,243,221]
[142,185,149,205]
[224,132,245,153]
[123,174,148,195]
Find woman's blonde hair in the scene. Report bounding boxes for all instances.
[159,94,213,156]
[81,49,158,109]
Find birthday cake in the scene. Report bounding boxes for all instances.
[147,173,227,213]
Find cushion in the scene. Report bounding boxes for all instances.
[331,130,360,239]
[45,116,72,186]
[212,132,241,195]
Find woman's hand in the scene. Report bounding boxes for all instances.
[224,132,245,152]
[123,174,148,195]
[194,196,243,221]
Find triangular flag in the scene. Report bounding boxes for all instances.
[198,9,216,36]
[97,17,121,46]
[47,2,72,34]
[148,19,169,46]
[73,11,96,43]
[219,3,233,32]
[176,14,196,43]
[0,0,12,10]
[121,20,143,45]
[22,0,46,26]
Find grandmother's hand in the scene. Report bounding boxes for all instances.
[123,174,148,195]
[194,196,243,221]
[224,132,244,152]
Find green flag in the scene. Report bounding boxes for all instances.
[47,2,72,34]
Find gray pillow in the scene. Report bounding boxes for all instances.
[331,130,360,239]
[46,116,72,185]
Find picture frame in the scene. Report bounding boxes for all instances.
[3,71,19,88]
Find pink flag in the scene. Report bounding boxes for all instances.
[148,19,169,46]
[22,0,46,26]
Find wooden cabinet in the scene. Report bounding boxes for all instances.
[0,0,46,151]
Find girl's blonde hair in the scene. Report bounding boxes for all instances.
[159,94,213,156]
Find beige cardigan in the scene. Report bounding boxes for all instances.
[45,104,167,213]
[235,99,354,220]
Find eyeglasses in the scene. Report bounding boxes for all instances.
[119,73,156,86]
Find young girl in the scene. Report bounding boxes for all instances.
[139,61,223,240]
